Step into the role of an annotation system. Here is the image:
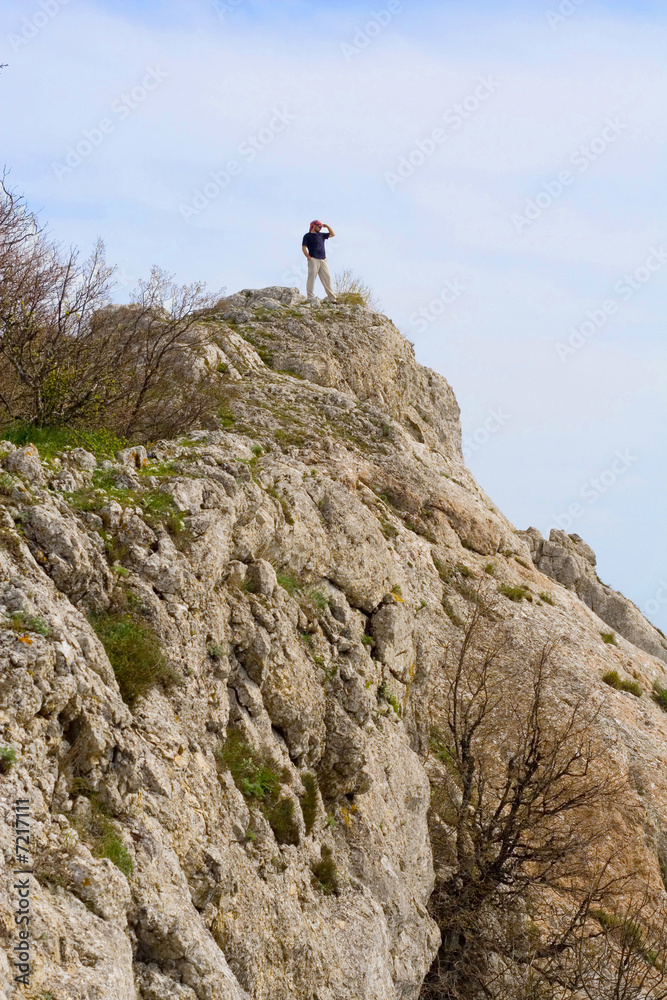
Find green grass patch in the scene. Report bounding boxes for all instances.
[601,631,617,645]
[65,474,186,539]
[498,583,532,602]
[0,747,17,774]
[276,572,301,595]
[379,519,398,539]
[138,459,178,478]
[484,563,495,575]
[539,592,555,605]
[429,728,454,766]
[311,845,339,895]
[216,730,299,845]
[0,472,16,494]
[218,406,236,429]
[442,596,463,627]
[1,421,126,461]
[602,670,642,697]
[140,491,186,536]
[7,611,52,636]
[71,785,133,878]
[652,682,667,712]
[433,558,452,586]
[88,606,173,706]
[308,589,328,614]
[378,682,401,717]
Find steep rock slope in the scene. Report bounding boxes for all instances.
[0,288,666,999]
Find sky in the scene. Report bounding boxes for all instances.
[1,0,666,632]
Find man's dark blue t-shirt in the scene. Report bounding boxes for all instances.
[302,231,329,259]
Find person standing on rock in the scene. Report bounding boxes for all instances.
[302,220,337,302]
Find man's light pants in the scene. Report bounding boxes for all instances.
[307,257,335,300]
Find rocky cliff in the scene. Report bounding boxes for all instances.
[1,288,666,999]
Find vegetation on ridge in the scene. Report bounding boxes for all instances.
[0,179,223,441]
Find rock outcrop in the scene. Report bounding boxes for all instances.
[522,527,667,663]
[0,288,666,999]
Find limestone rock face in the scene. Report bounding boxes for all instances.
[522,527,667,663]
[1,289,666,999]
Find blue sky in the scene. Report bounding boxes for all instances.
[2,0,666,630]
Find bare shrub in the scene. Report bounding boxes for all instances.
[0,178,222,440]
[88,267,222,439]
[423,590,624,999]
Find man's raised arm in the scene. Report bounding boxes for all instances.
[322,223,335,237]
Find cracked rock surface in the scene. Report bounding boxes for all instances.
[1,288,667,998]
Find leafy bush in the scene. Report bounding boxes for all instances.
[0,747,17,773]
[333,268,379,309]
[217,730,299,845]
[89,605,172,705]
[601,631,617,645]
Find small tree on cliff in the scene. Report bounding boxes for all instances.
[0,178,221,439]
[422,588,623,999]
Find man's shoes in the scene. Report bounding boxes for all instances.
[325,298,338,304]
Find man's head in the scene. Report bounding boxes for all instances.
[309,220,323,232]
